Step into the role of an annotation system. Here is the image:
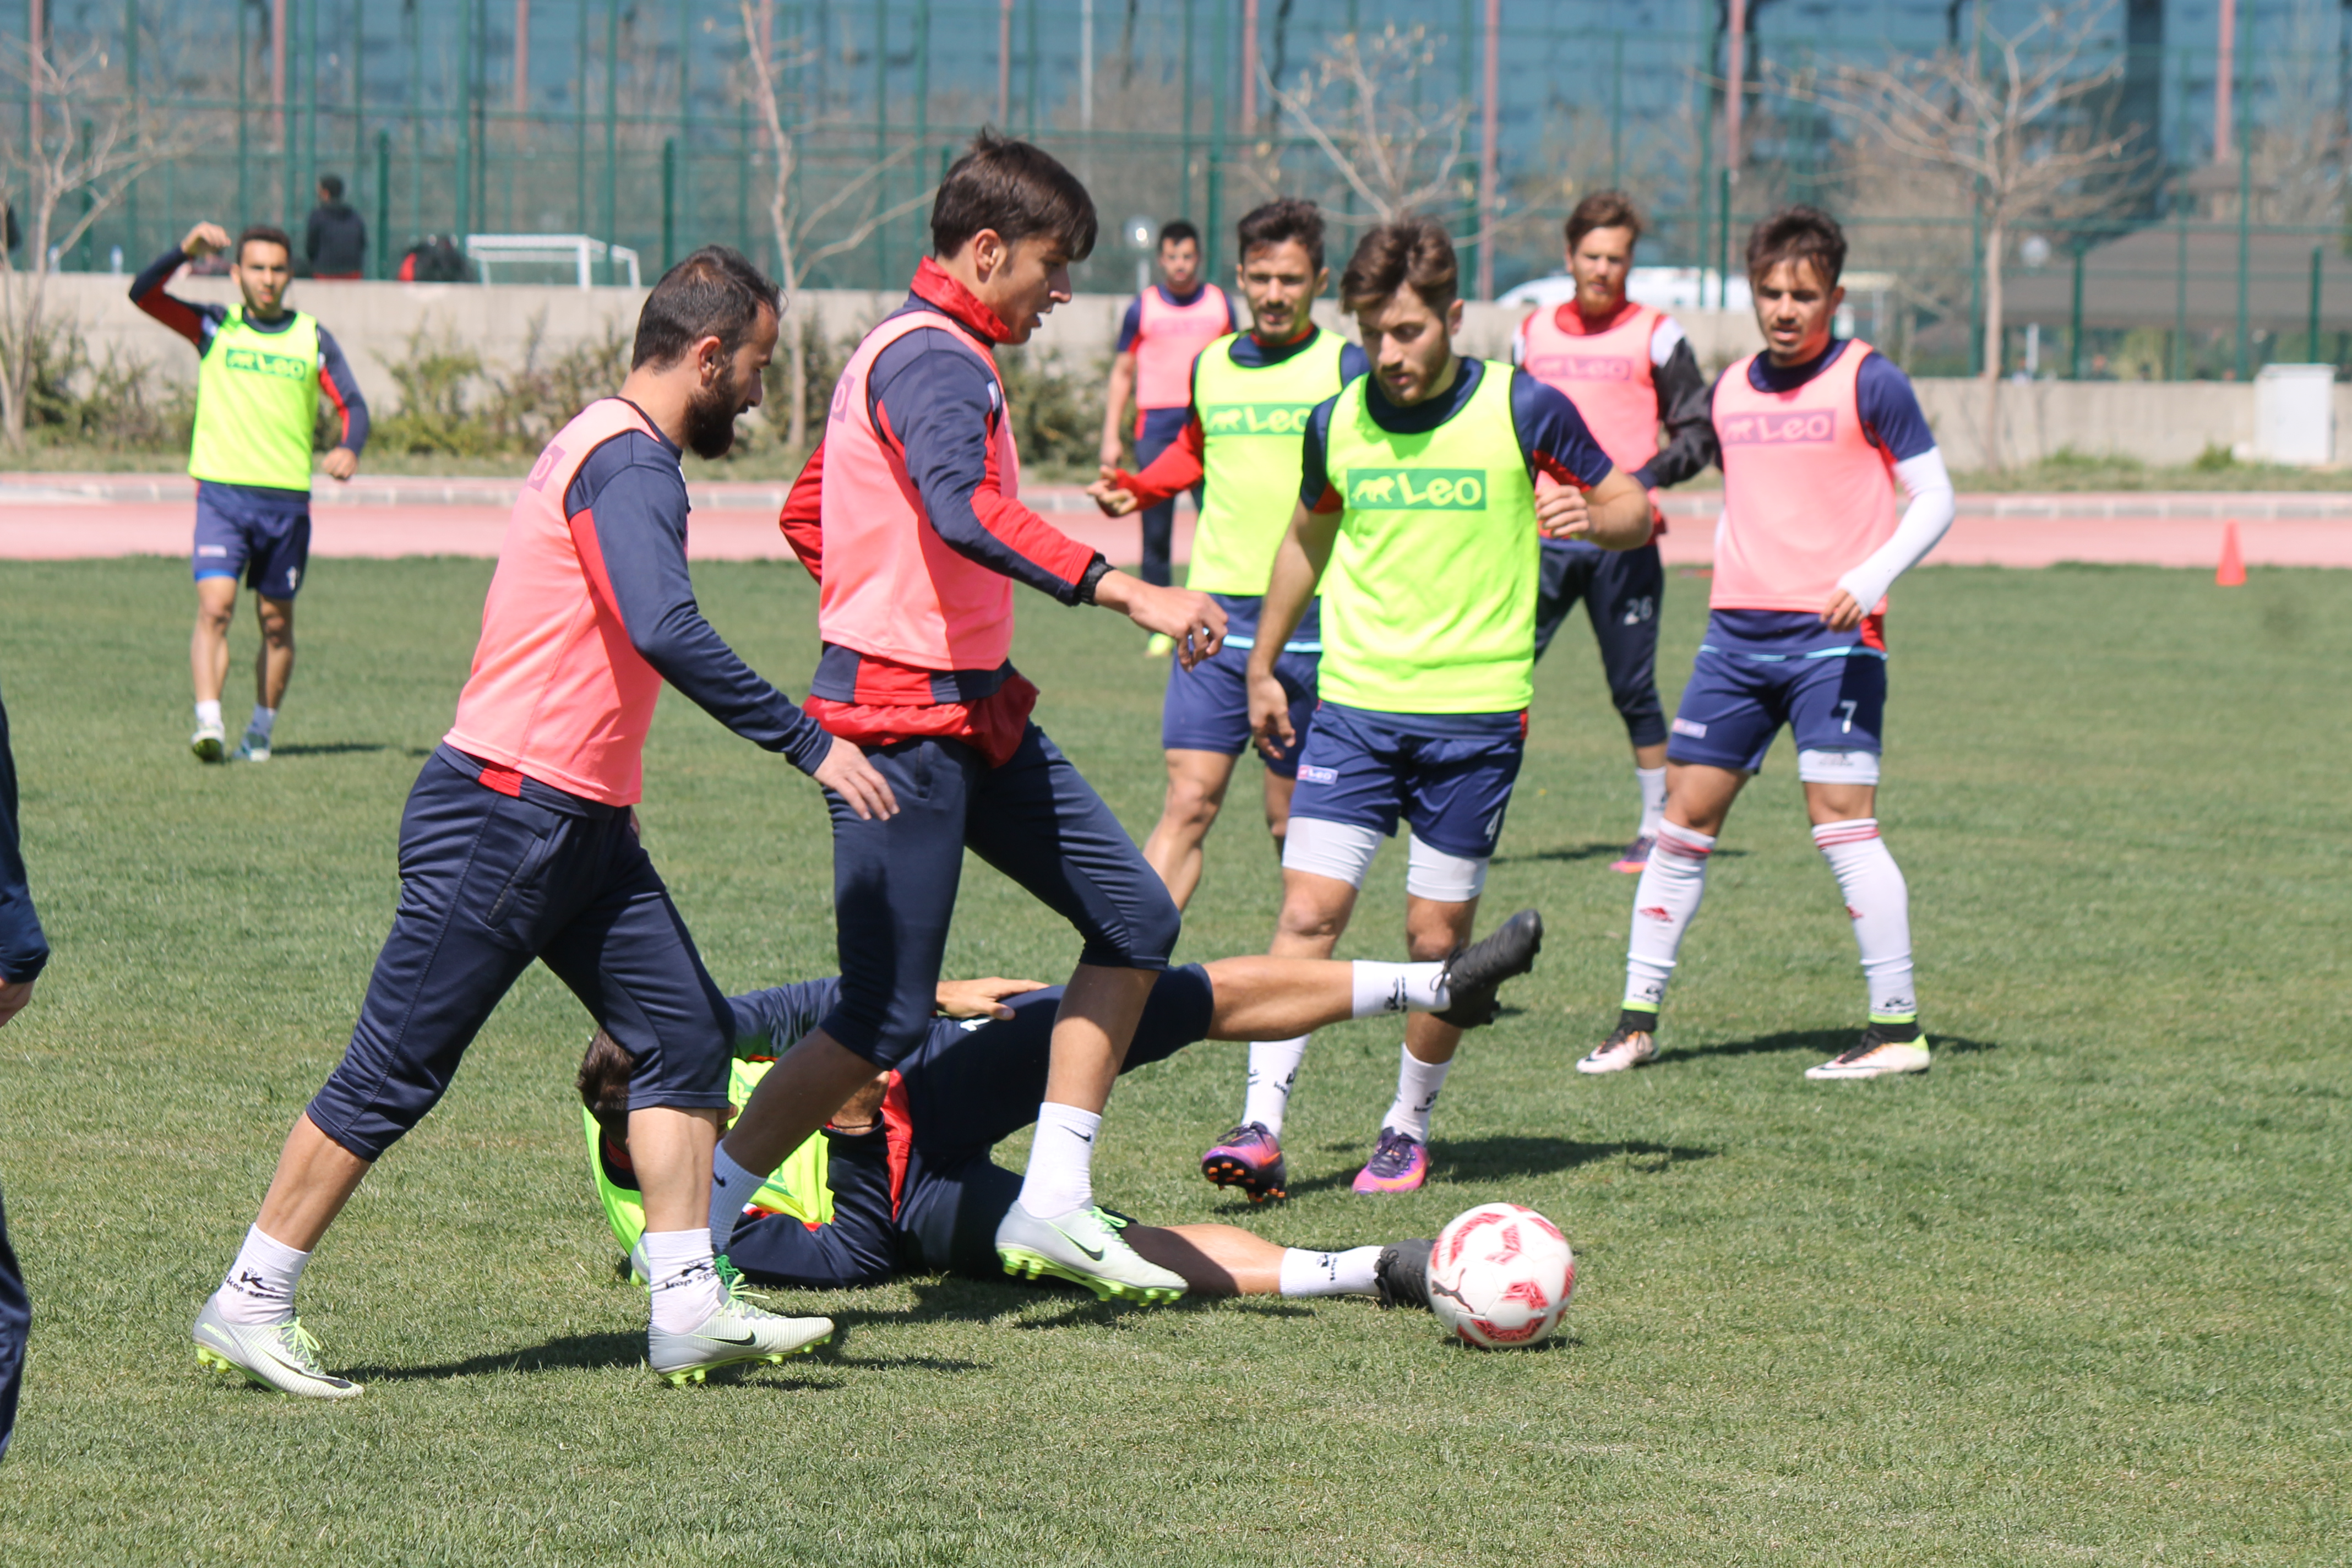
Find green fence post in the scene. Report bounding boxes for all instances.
[304,0,320,217]
[1716,169,1730,308]
[1967,196,1983,377]
[1609,32,1624,192]
[874,0,890,290]
[2068,241,2084,379]
[1207,0,1227,279]
[2309,243,2323,361]
[78,121,94,268]
[2233,25,2251,379]
[352,0,366,209]
[456,0,474,244]
[123,0,138,260]
[2173,188,2188,379]
[736,102,751,259]
[604,0,619,276]
[661,137,677,271]
[237,0,249,226]
[1181,0,1195,222]
[576,0,590,233]
[375,129,391,278]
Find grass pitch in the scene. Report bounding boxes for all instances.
[0,557,2343,1565]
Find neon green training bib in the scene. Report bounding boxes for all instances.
[585,1056,837,1262]
[187,308,322,492]
[1189,328,1349,599]
[1318,362,1539,713]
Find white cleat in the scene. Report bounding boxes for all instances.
[647,1295,834,1386]
[1805,1026,1932,1080]
[1577,1025,1658,1075]
[233,729,271,763]
[190,721,226,764]
[995,1202,1187,1304]
[193,1297,363,1399]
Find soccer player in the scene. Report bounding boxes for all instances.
[1086,198,1369,909]
[1097,217,1238,630]
[1214,217,1652,1199]
[190,248,896,1398]
[132,221,371,764]
[0,673,47,1460]
[753,134,1227,1304]
[578,934,1543,1308]
[1511,191,1718,871]
[1578,206,1956,1082]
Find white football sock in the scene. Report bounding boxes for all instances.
[1277,1244,1384,1297]
[640,1229,725,1332]
[194,699,222,729]
[707,1144,769,1254]
[1348,961,1450,1017]
[1380,1044,1452,1142]
[1623,821,1715,1010]
[1015,1102,1101,1217]
[211,1224,308,1326]
[1241,1035,1308,1135]
[247,705,277,741]
[1812,819,1918,1020]
[1636,766,1668,835]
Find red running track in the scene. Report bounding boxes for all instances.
[1,476,2347,569]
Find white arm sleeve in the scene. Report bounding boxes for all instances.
[1836,448,1955,610]
[1648,315,1686,367]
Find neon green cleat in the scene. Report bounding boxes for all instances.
[647,1295,834,1386]
[995,1202,1187,1304]
[192,1298,363,1399]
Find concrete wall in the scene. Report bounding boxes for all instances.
[1912,378,2352,471]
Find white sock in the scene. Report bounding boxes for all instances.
[707,1144,769,1255]
[640,1228,725,1333]
[1381,1044,1451,1142]
[1624,821,1715,1010]
[212,1224,308,1326]
[1241,1036,1309,1135]
[1636,766,1668,835]
[247,705,277,741]
[194,699,222,729]
[1813,819,1918,1020]
[1277,1244,1385,1298]
[1015,1102,1101,1217]
[1349,961,1450,1017]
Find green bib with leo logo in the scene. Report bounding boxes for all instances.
[188,308,321,491]
[1187,328,1349,596]
[1319,361,1538,712]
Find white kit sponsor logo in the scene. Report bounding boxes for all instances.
[1297,764,1338,785]
[1671,717,1708,738]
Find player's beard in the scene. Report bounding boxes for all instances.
[683,378,746,460]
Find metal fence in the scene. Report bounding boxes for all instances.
[6,1,2350,379]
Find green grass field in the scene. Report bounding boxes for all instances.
[0,557,2343,1565]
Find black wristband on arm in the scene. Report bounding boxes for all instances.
[1074,556,1113,606]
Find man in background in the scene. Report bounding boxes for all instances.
[133,221,370,764]
[1098,219,1238,643]
[304,176,366,279]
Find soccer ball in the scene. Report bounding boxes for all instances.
[1427,1202,1576,1348]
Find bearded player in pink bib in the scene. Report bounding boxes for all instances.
[1579,207,1956,1082]
[1510,192,1718,872]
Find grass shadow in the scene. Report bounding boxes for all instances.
[339,1331,837,1389]
[1283,1135,1716,1196]
[1491,841,1622,867]
[1667,1030,2002,1063]
[267,742,391,758]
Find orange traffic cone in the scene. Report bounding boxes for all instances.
[2216,521,2247,586]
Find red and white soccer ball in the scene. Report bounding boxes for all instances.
[1428,1202,1576,1348]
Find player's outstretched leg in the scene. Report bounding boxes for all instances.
[1803,816,1930,1080]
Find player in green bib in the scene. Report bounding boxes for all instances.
[1222,217,1651,1199]
[132,221,371,764]
[1087,200,1369,912]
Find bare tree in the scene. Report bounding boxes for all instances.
[0,35,195,445]
[740,0,938,450]
[1260,25,1473,227]
[1782,4,2141,469]
[2247,0,2346,226]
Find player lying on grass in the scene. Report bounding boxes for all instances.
[1581,206,1956,1083]
[577,936,1547,1311]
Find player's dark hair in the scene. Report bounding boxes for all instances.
[1746,205,1847,289]
[631,244,783,370]
[1565,190,1643,250]
[1158,219,1201,251]
[930,130,1098,262]
[234,225,293,264]
[1340,215,1459,314]
[576,1029,635,1150]
[1237,198,1326,271]
[317,173,345,200]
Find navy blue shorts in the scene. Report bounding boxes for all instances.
[1161,643,1319,776]
[1533,539,1667,748]
[1668,645,1888,773]
[192,483,311,599]
[1135,408,1198,590]
[819,723,1183,1070]
[1288,703,1528,859]
[307,748,735,1161]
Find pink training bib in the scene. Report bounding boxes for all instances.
[1708,342,1901,614]
[1518,302,1666,472]
[1134,283,1233,414]
[444,398,672,806]
[817,310,1021,673]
